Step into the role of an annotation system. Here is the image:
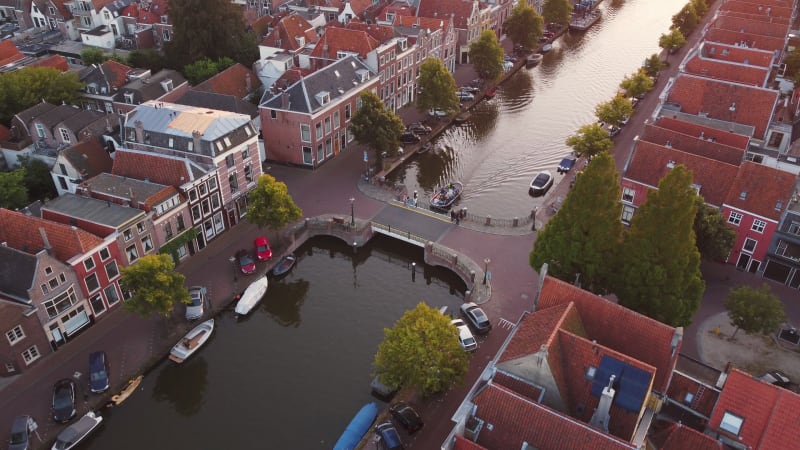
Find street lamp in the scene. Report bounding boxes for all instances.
[350,197,355,228]
[483,258,491,285]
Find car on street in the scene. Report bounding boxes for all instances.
[407,123,431,135]
[236,249,257,275]
[461,302,492,334]
[558,157,577,173]
[52,379,77,423]
[400,131,421,144]
[451,318,477,352]
[7,415,35,450]
[375,422,404,450]
[529,170,554,196]
[186,286,206,321]
[428,109,448,118]
[456,91,475,102]
[88,351,109,393]
[620,115,630,126]
[459,86,480,95]
[254,236,273,261]
[606,124,621,137]
[389,402,424,434]
[757,370,792,388]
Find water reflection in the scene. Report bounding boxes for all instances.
[262,278,310,327]
[152,357,209,417]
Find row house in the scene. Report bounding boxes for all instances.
[112,68,188,114]
[119,0,171,50]
[0,0,32,29]
[30,0,78,39]
[194,63,262,103]
[418,0,486,64]
[0,208,119,368]
[50,138,113,195]
[681,41,775,88]
[395,15,457,74]
[77,59,134,113]
[444,272,682,449]
[254,13,318,91]
[60,0,133,49]
[762,187,800,288]
[259,55,379,167]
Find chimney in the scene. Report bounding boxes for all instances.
[281,90,289,109]
[134,120,144,143]
[39,228,52,254]
[192,130,202,153]
[589,375,615,432]
[666,160,675,168]
[245,73,252,92]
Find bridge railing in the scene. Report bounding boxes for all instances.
[370,222,428,247]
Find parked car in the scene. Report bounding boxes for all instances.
[7,415,35,450]
[375,422,404,450]
[88,351,109,393]
[620,115,630,126]
[52,379,77,423]
[400,131,421,144]
[606,124,621,137]
[186,286,206,321]
[236,249,257,275]
[428,109,448,118]
[389,402,424,434]
[461,302,492,334]
[558,157,577,174]
[254,236,273,261]
[451,319,477,352]
[757,370,791,388]
[407,123,431,135]
[456,91,475,102]
[459,86,480,95]
[628,97,639,108]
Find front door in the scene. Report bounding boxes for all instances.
[736,253,751,270]
[748,260,760,274]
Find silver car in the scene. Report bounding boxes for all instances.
[8,415,35,450]
[186,286,206,321]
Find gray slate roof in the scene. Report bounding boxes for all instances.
[0,246,36,302]
[114,69,187,105]
[36,105,85,128]
[15,102,57,126]
[43,193,144,229]
[60,109,106,130]
[260,56,375,114]
[84,173,168,202]
[175,91,259,118]
[126,101,252,141]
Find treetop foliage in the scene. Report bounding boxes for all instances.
[469,30,505,80]
[504,3,544,51]
[120,254,190,317]
[350,91,406,161]
[0,67,83,125]
[246,174,303,230]
[416,58,460,115]
[725,284,786,339]
[565,123,614,158]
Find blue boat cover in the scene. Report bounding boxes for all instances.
[333,402,378,450]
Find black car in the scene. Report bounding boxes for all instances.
[460,302,492,334]
[52,378,77,423]
[407,123,431,135]
[400,132,421,144]
[89,351,110,393]
[389,402,424,434]
[757,370,792,388]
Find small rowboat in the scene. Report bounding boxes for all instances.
[430,181,463,210]
[110,375,142,405]
[272,255,296,277]
[169,319,214,363]
[234,276,269,315]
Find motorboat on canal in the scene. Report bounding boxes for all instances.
[169,319,215,363]
[431,181,463,210]
[526,54,543,67]
[529,171,554,196]
[272,255,296,277]
[234,276,269,315]
[51,411,103,450]
[333,402,378,450]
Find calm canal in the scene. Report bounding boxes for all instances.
[85,236,466,449]
[388,0,684,218]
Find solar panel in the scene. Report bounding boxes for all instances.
[590,355,624,397]
[590,355,651,413]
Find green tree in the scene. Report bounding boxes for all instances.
[469,30,504,81]
[126,49,166,73]
[0,169,28,209]
[183,58,220,85]
[671,3,699,36]
[18,156,57,202]
[619,69,654,99]
[693,201,736,262]
[416,58,460,116]
[565,123,614,158]
[643,53,666,78]
[595,95,634,127]
[659,29,687,59]
[542,0,573,27]
[374,303,469,397]
[691,0,708,17]
[530,153,623,293]
[0,67,83,124]
[725,284,786,339]
[350,91,406,161]
[165,0,258,68]
[246,174,303,230]
[120,254,191,317]
[616,165,704,327]
[504,2,543,52]
[81,48,108,65]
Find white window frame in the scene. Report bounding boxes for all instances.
[59,128,70,143]
[105,260,119,280]
[622,205,635,223]
[85,272,100,293]
[751,219,766,233]
[22,346,41,365]
[300,124,311,142]
[83,257,95,271]
[622,187,635,203]
[719,411,743,435]
[728,211,743,226]
[6,325,25,345]
[743,238,757,253]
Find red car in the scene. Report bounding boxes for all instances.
[254,237,273,261]
[236,249,257,275]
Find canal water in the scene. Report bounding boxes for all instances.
[84,236,466,449]
[387,0,684,218]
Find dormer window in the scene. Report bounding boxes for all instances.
[124,92,134,104]
[295,36,305,46]
[315,91,331,106]
[397,38,407,51]
[160,79,174,92]
[160,15,168,24]
[739,191,747,200]
[355,69,370,82]
[87,83,98,94]
[720,411,743,435]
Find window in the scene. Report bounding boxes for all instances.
[768,131,785,148]
[345,104,351,120]
[59,273,65,283]
[213,212,224,232]
[751,219,766,233]
[177,215,186,231]
[83,257,95,271]
[104,285,120,306]
[303,146,313,165]
[85,273,100,292]
[229,173,239,192]
[317,144,324,162]
[136,222,145,233]
[142,235,154,252]
[90,294,105,315]
[59,128,71,143]
[49,278,59,289]
[99,247,110,260]
[43,286,78,319]
[123,228,133,241]
[211,192,221,210]
[300,124,311,142]
[5,363,14,373]
[242,147,249,160]
[6,326,25,345]
[315,122,323,139]
[36,124,46,138]
[176,245,188,259]
[168,137,174,148]
[105,261,119,279]
[126,245,139,263]
[225,154,235,168]
[325,138,333,157]
[728,211,743,226]
[189,189,198,202]
[789,222,800,236]
[334,111,340,128]
[270,110,277,119]
[191,205,201,222]
[41,284,49,294]
[164,222,173,240]
[22,346,41,365]
[622,187,635,203]
[162,29,170,41]
[103,10,110,20]
[45,266,53,275]
[201,199,211,215]
[124,92,134,104]
[324,117,332,134]
[622,205,635,223]
[720,412,743,435]
[204,219,214,239]
[208,177,217,191]
[244,165,253,182]
[743,238,757,253]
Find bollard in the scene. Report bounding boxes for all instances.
[485,215,492,226]
[470,270,476,283]
[513,217,519,227]
[304,217,310,229]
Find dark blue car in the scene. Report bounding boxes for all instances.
[89,351,109,393]
[558,157,577,173]
[375,422,404,450]
[52,379,77,423]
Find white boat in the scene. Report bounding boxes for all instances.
[169,319,214,363]
[51,411,103,450]
[234,276,269,315]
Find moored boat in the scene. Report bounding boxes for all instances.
[526,54,543,67]
[110,375,142,405]
[529,171,554,197]
[51,411,103,450]
[484,87,496,98]
[234,276,269,315]
[169,319,214,363]
[333,402,378,450]
[540,43,553,53]
[569,10,601,31]
[272,255,296,277]
[430,181,463,210]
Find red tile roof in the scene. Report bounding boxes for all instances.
[0,208,104,262]
[29,54,69,72]
[709,368,800,449]
[346,0,373,16]
[711,12,790,37]
[111,149,192,187]
[684,49,770,86]
[260,13,318,51]
[699,41,773,67]
[537,277,679,392]
[396,14,451,32]
[492,370,544,402]
[195,63,261,98]
[418,0,477,28]
[101,60,134,89]
[720,0,793,19]
[0,40,24,67]
[640,124,745,166]
[345,20,396,43]
[723,161,796,221]
[309,26,379,59]
[624,140,739,207]
[377,3,417,22]
[657,422,722,450]
[471,383,637,450]
[499,302,583,363]
[120,0,169,25]
[452,435,487,450]
[654,117,750,149]
[0,124,10,142]
[703,29,786,53]
[666,73,778,139]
